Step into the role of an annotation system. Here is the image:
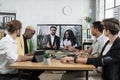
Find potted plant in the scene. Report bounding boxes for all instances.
[43,51,51,65]
[84,16,92,23]
[83,16,92,29]
[28,39,34,53]
[37,29,44,49]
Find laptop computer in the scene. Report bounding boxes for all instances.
[31,50,45,62]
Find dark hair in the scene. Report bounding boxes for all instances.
[63,29,77,46]
[92,21,104,33]
[102,18,120,35]
[50,26,57,30]
[5,20,22,34]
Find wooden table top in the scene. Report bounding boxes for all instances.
[9,59,95,71]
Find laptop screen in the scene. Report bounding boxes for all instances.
[31,50,45,62]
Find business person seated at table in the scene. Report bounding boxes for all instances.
[16,25,44,79]
[61,18,120,80]
[67,21,108,56]
[60,29,78,50]
[0,20,43,80]
[42,26,60,50]
[16,25,35,56]
[61,21,108,80]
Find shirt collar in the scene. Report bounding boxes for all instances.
[96,34,104,41]
[23,35,28,40]
[50,34,55,37]
[6,34,16,43]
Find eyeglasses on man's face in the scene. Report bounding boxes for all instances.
[30,30,35,35]
[50,29,56,31]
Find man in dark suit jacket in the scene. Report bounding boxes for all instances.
[43,26,60,50]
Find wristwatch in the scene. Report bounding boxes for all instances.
[74,55,78,63]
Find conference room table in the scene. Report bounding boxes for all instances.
[9,58,95,80]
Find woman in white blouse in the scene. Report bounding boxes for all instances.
[0,20,43,80]
[60,29,78,49]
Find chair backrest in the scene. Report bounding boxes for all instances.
[82,42,92,50]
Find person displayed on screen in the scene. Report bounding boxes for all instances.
[16,25,35,56]
[61,18,120,80]
[60,29,78,49]
[43,26,60,50]
[0,20,43,80]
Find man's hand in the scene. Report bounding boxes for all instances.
[74,51,81,55]
[76,50,88,58]
[47,41,51,48]
[67,46,77,52]
[25,51,35,56]
[53,42,57,49]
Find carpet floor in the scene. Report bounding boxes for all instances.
[40,71,64,80]
[39,71,102,80]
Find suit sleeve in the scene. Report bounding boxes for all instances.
[57,37,60,49]
[87,46,120,67]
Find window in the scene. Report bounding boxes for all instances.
[104,0,120,21]
[105,0,114,9]
[116,0,120,6]
[105,9,114,18]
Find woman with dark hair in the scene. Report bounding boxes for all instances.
[61,18,120,80]
[60,29,78,49]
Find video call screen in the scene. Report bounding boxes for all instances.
[37,24,82,50]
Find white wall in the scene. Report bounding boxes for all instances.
[0,0,96,49]
[0,0,96,29]
[96,0,104,21]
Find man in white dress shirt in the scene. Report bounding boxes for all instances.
[42,26,60,50]
[86,21,108,57]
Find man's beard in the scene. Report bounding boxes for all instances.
[17,34,20,37]
[51,33,55,35]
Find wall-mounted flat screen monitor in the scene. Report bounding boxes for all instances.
[37,24,82,50]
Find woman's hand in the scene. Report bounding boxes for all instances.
[60,56,74,63]
[67,46,77,52]
[60,56,88,64]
